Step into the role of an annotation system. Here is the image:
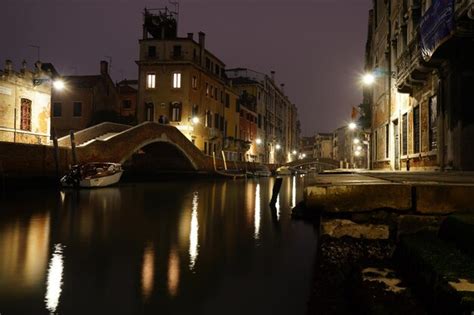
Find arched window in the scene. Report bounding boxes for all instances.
[20,98,32,131]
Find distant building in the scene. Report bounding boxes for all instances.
[226,68,299,163]
[333,126,369,169]
[314,133,333,159]
[300,136,315,159]
[136,8,244,160]
[0,60,54,144]
[116,79,138,124]
[51,60,120,137]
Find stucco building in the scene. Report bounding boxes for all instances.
[314,133,334,159]
[226,68,299,163]
[365,0,474,170]
[0,60,53,144]
[51,60,120,137]
[136,9,243,160]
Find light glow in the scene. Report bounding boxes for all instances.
[355,151,361,156]
[275,144,281,150]
[141,243,155,300]
[191,116,200,124]
[353,138,360,144]
[256,138,262,145]
[292,150,297,155]
[348,122,357,130]
[362,73,375,85]
[356,145,362,151]
[53,80,65,90]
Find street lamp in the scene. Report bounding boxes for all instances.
[353,138,360,144]
[292,150,297,155]
[256,138,262,145]
[348,122,357,130]
[53,80,65,90]
[362,73,375,86]
[275,144,281,150]
[191,116,200,125]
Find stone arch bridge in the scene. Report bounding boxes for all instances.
[283,157,339,171]
[58,122,214,173]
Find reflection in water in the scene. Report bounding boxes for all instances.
[292,176,296,208]
[0,213,50,295]
[141,242,155,300]
[276,195,281,221]
[254,184,261,240]
[167,248,180,297]
[45,244,64,313]
[189,192,199,271]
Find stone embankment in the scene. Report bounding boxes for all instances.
[298,173,474,314]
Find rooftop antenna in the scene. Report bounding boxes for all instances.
[168,0,180,33]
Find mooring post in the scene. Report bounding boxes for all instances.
[270,177,283,207]
[70,130,78,165]
[52,128,60,186]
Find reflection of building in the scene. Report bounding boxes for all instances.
[314,133,333,159]
[0,60,53,144]
[0,213,50,295]
[136,9,243,160]
[51,61,120,137]
[226,68,299,163]
[365,0,474,170]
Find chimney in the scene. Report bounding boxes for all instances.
[271,70,275,81]
[100,60,108,75]
[21,60,27,73]
[187,32,194,40]
[198,32,206,48]
[35,61,42,73]
[280,83,285,94]
[5,59,13,73]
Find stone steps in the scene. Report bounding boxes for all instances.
[439,212,474,258]
[395,231,474,314]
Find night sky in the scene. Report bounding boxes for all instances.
[1,0,371,136]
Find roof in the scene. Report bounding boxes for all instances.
[63,75,102,88]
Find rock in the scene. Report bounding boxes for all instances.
[397,215,445,237]
[415,185,474,214]
[321,219,390,240]
[304,184,412,213]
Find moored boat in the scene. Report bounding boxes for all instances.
[61,162,123,188]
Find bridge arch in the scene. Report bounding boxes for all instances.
[120,136,199,170]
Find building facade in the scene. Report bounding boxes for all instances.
[0,60,53,144]
[226,68,299,164]
[365,0,474,171]
[136,9,244,160]
[51,61,120,137]
[314,133,334,159]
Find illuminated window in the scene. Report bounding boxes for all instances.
[206,83,209,96]
[20,98,32,131]
[173,72,181,89]
[146,73,156,89]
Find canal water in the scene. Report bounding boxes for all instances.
[0,176,318,315]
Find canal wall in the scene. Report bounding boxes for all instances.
[300,175,474,314]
